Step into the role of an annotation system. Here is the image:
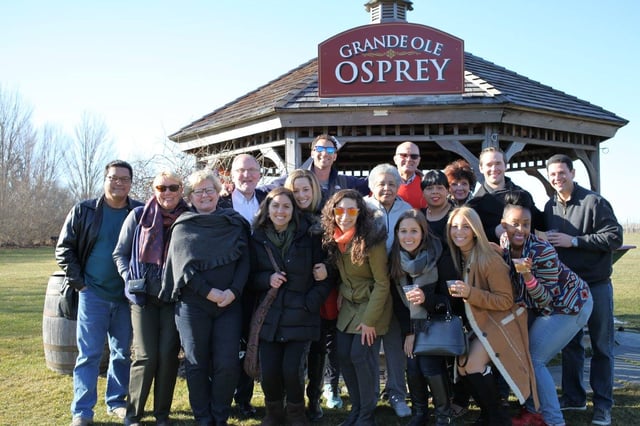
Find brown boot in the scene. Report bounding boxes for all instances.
[286,401,310,426]
[261,400,285,426]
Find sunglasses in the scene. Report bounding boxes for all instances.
[334,207,359,217]
[397,153,420,160]
[155,184,181,192]
[314,146,337,154]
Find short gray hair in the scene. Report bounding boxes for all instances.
[184,169,222,198]
[368,163,401,192]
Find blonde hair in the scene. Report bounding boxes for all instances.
[152,170,183,187]
[446,206,501,274]
[184,169,222,198]
[284,169,322,213]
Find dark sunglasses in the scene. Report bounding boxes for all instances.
[155,184,181,192]
[397,153,420,160]
[314,146,337,154]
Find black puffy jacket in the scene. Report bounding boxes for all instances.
[250,217,333,343]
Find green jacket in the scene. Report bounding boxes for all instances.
[336,242,392,335]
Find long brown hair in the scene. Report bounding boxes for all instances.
[389,209,434,282]
[253,187,300,231]
[321,189,386,265]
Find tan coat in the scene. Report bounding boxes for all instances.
[464,252,539,408]
[336,242,392,335]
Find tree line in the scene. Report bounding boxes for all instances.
[0,85,194,247]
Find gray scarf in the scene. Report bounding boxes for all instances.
[397,240,441,319]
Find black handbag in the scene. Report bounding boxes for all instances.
[413,300,467,357]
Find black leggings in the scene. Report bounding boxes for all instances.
[259,340,310,404]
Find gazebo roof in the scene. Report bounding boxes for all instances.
[169,52,627,141]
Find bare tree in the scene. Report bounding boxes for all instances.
[65,112,115,201]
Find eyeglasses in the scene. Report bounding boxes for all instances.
[192,187,217,196]
[314,146,337,154]
[155,184,181,192]
[396,153,420,160]
[234,167,260,175]
[333,207,359,217]
[106,175,131,184]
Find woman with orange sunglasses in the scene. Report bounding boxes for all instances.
[321,189,392,426]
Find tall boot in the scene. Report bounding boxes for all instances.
[287,401,311,426]
[427,375,452,426]
[464,369,510,426]
[261,400,285,426]
[306,350,324,421]
[406,372,429,426]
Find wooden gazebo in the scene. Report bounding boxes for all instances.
[169,1,627,194]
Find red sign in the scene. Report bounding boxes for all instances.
[318,23,464,97]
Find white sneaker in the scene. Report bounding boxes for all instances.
[107,406,127,419]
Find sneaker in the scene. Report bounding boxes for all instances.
[512,408,546,426]
[389,395,411,418]
[592,407,611,426]
[70,416,93,426]
[559,396,587,411]
[107,406,127,419]
[323,384,343,409]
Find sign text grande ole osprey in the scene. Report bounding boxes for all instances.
[318,23,464,97]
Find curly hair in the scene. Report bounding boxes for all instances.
[443,159,477,189]
[321,189,386,266]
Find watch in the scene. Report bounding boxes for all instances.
[571,237,578,247]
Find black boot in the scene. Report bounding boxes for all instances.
[260,400,285,426]
[464,370,510,426]
[287,401,311,426]
[427,375,452,426]
[406,372,429,426]
[306,350,325,421]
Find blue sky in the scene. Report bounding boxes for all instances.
[2,1,638,223]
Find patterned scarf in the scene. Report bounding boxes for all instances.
[333,226,356,253]
[138,197,189,266]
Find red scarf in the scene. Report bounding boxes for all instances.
[333,226,356,253]
[138,197,188,265]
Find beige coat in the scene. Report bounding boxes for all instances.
[464,252,539,408]
[336,242,392,335]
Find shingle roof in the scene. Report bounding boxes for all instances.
[169,52,627,140]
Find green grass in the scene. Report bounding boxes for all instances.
[1,237,639,425]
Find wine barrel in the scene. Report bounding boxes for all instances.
[42,273,109,375]
[42,272,77,375]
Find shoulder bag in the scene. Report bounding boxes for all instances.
[243,244,281,380]
[413,299,468,357]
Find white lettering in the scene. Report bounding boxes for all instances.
[395,60,414,82]
[430,58,451,80]
[377,60,393,82]
[339,44,353,58]
[361,60,374,83]
[433,42,443,56]
[415,59,430,81]
[335,61,358,83]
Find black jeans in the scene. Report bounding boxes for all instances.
[260,340,310,404]
[175,292,242,424]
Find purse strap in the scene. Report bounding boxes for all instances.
[264,244,282,274]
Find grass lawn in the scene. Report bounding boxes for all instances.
[0,233,638,425]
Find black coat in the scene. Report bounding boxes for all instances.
[250,217,332,343]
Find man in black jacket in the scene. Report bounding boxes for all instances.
[468,146,542,243]
[56,160,142,426]
[544,154,622,426]
[217,153,267,418]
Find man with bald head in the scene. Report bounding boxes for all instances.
[218,153,266,419]
[393,141,427,209]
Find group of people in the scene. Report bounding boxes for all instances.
[56,136,623,426]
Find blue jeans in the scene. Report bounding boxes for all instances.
[71,287,131,419]
[562,281,614,411]
[381,314,407,399]
[526,297,593,425]
[175,293,241,424]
